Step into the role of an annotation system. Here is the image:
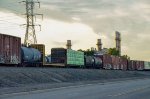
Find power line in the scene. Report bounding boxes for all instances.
[0,16,25,21]
[0,19,22,25]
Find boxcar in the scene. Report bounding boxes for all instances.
[119,58,128,70]
[111,56,120,70]
[0,33,21,65]
[96,54,112,69]
[136,61,144,70]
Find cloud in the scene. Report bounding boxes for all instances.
[0,0,150,61]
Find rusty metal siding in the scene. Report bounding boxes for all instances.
[111,56,120,70]
[136,61,144,70]
[98,54,112,69]
[120,58,128,70]
[0,33,21,64]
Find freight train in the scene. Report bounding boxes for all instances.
[0,33,150,70]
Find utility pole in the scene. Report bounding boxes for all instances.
[21,0,42,46]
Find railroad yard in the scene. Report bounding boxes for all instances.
[0,0,150,98]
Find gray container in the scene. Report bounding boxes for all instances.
[21,47,41,62]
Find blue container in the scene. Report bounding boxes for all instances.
[21,47,41,62]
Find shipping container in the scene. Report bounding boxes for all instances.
[51,48,66,64]
[67,49,84,67]
[30,44,45,65]
[0,33,21,65]
[144,61,150,70]
[51,48,84,67]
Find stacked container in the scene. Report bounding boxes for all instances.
[0,33,21,65]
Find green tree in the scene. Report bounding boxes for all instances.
[78,49,94,56]
[121,55,130,60]
[85,49,94,56]
[108,48,119,56]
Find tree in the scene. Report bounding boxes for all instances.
[108,48,130,59]
[108,48,119,56]
[77,49,94,56]
[121,55,130,60]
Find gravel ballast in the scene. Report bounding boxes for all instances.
[0,67,150,95]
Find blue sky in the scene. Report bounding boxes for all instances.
[0,0,150,61]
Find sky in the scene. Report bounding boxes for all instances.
[0,0,150,61]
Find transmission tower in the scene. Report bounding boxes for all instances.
[21,0,42,46]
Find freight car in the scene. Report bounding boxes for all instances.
[127,60,144,71]
[84,56,102,69]
[94,54,112,69]
[119,57,128,70]
[51,48,84,67]
[21,47,42,67]
[111,56,120,70]
[0,33,21,66]
[1,33,150,71]
[144,61,150,70]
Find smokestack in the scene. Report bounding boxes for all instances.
[96,39,102,51]
[115,31,121,56]
[66,40,72,49]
